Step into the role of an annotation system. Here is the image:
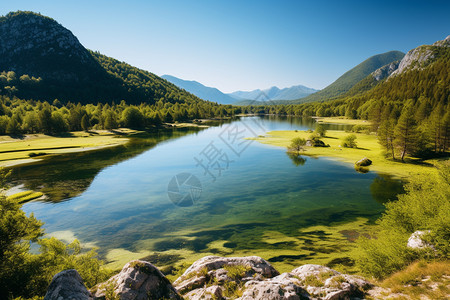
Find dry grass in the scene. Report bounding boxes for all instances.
[379,260,450,299]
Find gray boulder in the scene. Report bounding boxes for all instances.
[239,273,308,300]
[184,285,223,300]
[355,157,372,167]
[44,269,92,300]
[291,264,371,299]
[93,260,182,300]
[173,256,279,296]
[407,230,435,251]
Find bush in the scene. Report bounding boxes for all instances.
[355,162,450,279]
[288,137,306,152]
[342,134,357,148]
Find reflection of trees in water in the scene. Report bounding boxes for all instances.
[286,152,307,166]
[370,174,405,204]
[9,128,203,203]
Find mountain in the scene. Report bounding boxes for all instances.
[161,75,237,104]
[230,85,318,101]
[0,11,206,105]
[295,50,405,103]
[344,36,450,98]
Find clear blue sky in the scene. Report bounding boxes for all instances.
[2,0,449,92]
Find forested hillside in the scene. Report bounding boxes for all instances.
[0,11,212,106]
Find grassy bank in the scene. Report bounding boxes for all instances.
[314,116,372,126]
[0,130,132,167]
[251,130,440,179]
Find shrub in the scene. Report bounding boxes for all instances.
[288,137,306,152]
[342,134,357,148]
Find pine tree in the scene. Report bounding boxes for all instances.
[394,103,418,162]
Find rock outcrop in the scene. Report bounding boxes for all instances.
[45,257,373,300]
[93,260,182,300]
[389,35,450,78]
[371,61,400,81]
[173,256,279,295]
[44,269,92,300]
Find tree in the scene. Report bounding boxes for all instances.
[394,104,418,162]
[121,107,144,129]
[38,107,52,134]
[288,137,306,153]
[342,134,357,148]
[6,114,21,134]
[51,111,69,133]
[314,124,327,137]
[378,108,396,159]
[81,114,90,131]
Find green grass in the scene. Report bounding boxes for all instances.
[251,130,440,179]
[315,117,372,126]
[223,264,252,280]
[6,190,43,203]
[0,131,130,166]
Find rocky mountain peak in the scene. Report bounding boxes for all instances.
[389,35,449,77]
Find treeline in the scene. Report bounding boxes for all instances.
[0,95,240,135]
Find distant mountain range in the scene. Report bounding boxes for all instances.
[230,85,319,102]
[162,75,318,105]
[161,75,237,104]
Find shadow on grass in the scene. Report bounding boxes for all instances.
[7,133,26,139]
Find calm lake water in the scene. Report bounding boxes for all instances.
[15,116,402,273]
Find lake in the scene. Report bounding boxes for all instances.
[15,116,403,274]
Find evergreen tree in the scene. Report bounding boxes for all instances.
[394,103,418,162]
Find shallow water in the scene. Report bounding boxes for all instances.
[16,116,403,272]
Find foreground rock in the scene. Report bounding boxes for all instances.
[45,257,372,300]
[93,260,182,300]
[44,269,92,300]
[173,256,279,295]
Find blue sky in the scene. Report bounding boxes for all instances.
[2,0,449,92]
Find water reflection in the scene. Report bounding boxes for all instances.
[286,152,307,166]
[370,174,405,204]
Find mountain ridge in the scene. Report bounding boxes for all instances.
[293,50,405,104]
[161,75,237,104]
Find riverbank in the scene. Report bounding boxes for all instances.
[251,130,441,179]
[0,130,132,167]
